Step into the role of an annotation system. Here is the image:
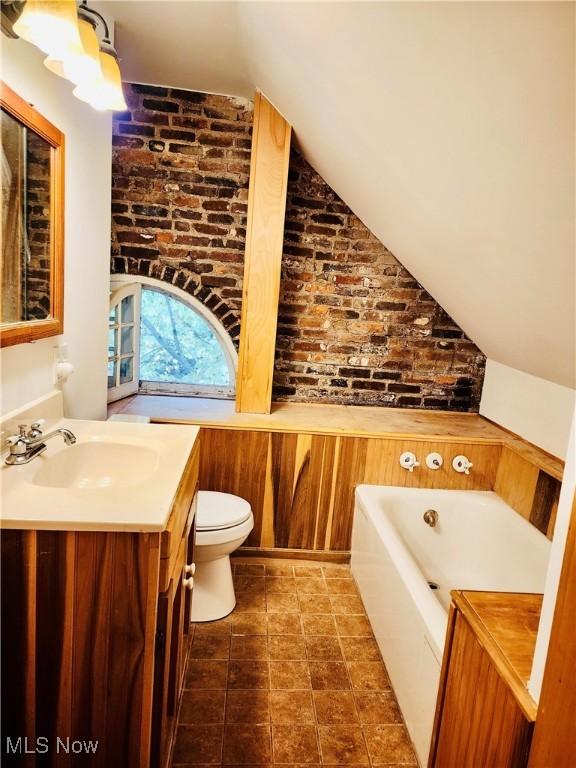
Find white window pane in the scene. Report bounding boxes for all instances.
[119,356,133,384]
[139,288,230,386]
[107,360,116,388]
[121,295,134,323]
[108,328,117,357]
[120,326,133,354]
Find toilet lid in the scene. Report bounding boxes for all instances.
[196,491,252,531]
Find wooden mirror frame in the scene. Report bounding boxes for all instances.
[1,81,65,347]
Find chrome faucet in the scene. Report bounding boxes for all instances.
[5,421,77,466]
[423,509,439,528]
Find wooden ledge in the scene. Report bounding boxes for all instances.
[110,394,506,442]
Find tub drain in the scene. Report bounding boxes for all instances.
[427,581,439,591]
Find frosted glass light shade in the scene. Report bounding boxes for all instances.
[73,49,127,111]
[44,18,101,86]
[13,0,83,59]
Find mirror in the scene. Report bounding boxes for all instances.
[1,81,64,347]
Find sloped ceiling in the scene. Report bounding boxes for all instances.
[108,1,575,388]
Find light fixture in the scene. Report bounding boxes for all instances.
[73,40,127,111]
[44,11,101,86]
[10,1,127,112]
[12,0,83,59]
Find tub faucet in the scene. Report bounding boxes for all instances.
[5,421,77,466]
[423,509,438,528]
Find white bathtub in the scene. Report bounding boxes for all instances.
[350,484,551,767]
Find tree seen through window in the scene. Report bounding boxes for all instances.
[139,287,231,386]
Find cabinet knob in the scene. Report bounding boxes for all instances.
[182,575,194,590]
[184,563,196,576]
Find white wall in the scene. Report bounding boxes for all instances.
[529,405,576,700]
[480,360,576,459]
[1,35,112,420]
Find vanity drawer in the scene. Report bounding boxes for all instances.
[159,440,199,592]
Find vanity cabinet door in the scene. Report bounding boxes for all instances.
[151,494,197,768]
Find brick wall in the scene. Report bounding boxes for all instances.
[110,83,253,346]
[25,132,51,319]
[274,149,486,411]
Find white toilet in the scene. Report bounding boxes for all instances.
[191,491,254,622]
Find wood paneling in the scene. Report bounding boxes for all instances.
[528,494,576,768]
[495,446,562,539]
[200,428,502,552]
[496,447,541,520]
[236,91,292,414]
[431,611,534,768]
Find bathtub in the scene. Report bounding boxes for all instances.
[350,484,551,767]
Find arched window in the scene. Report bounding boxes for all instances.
[108,277,236,402]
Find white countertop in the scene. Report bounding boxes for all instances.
[1,418,199,532]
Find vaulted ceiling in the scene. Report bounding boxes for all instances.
[107,1,575,389]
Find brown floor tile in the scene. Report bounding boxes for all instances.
[179,690,226,724]
[305,636,343,661]
[186,660,228,690]
[225,690,270,724]
[190,634,231,660]
[326,578,360,596]
[362,725,417,765]
[267,613,303,635]
[193,617,232,637]
[230,635,268,660]
[234,563,265,576]
[323,565,352,578]
[266,592,300,613]
[272,725,320,763]
[234,576,266,594]
[268,635,307,660]
[302,614,338,636]
[228,660,270,689]
[309,661,351,690]
[318,725,369,764]
[348,661,390,691]
[313,691,359,724]
[265,563,294,576]
[270,690,315,723]
[235,591,267,613]
[265,576,297,593]
[232,613,268,635]
[296,577,329,594]
[270,660,311,689]
[294,566,324,577]
[340,637,382,662]
[223,724,272,764]
[173,725,223,764]
[354,693,403,725]
[298,594,333,614]
[335,614,373,637]
[330,595,366,615]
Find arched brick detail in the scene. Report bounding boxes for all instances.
[110,258,241,346]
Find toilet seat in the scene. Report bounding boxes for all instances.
[197,491,252,532]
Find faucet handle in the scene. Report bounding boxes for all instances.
[29,420,45,437]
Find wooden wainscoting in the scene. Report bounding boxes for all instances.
[199,428,502,552]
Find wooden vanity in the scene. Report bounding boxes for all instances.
[0,438,199,768]
[429,590,542,768]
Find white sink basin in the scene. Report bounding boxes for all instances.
[32,441,160,489]
[1,416,199,531]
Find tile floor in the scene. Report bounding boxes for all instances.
[173,559,417,767]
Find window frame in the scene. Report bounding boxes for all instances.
[109,275,238,402]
